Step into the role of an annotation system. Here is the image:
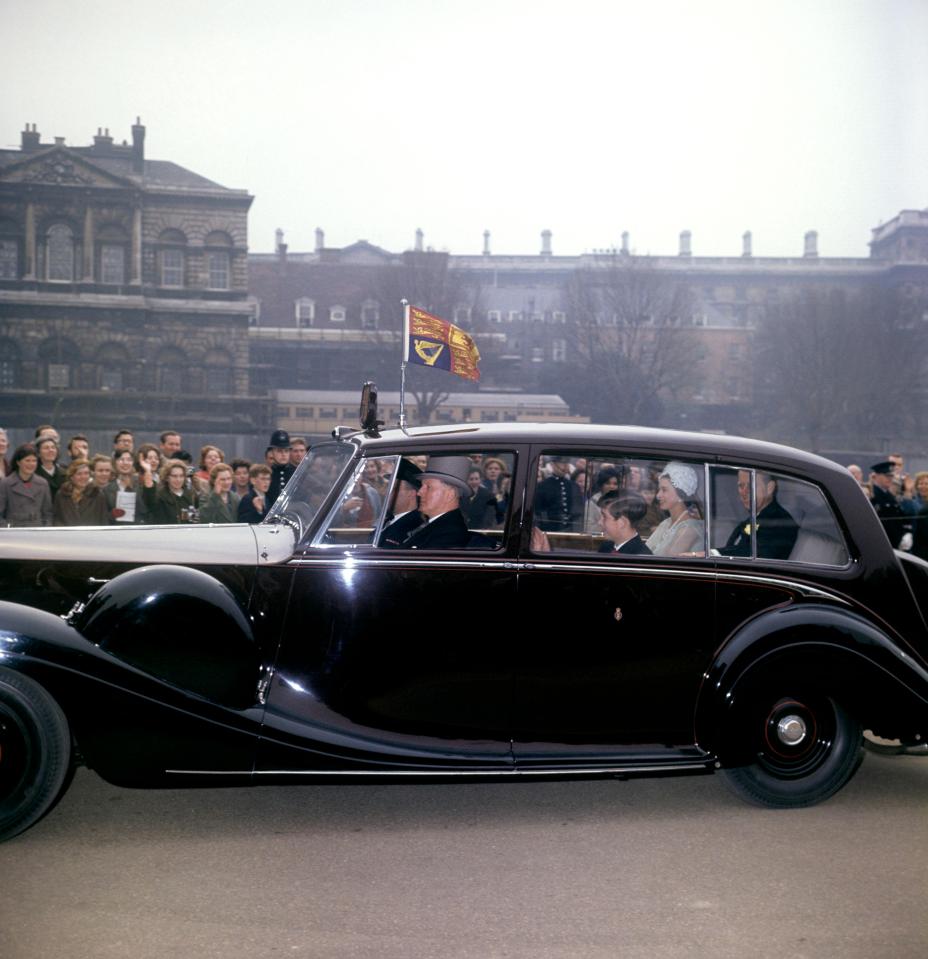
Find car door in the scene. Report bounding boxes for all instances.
[512,448,717,765]
[256,449,523,773]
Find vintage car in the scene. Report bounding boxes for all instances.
[1,391,927,841]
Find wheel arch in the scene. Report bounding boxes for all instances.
[695,603,928,758]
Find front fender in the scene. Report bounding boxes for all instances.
[695,604,928,755]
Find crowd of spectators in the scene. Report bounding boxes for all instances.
[0,424,308,528]
[850,454,928,559]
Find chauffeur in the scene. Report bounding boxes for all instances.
[719,469,799,560]
[392,456,471,549]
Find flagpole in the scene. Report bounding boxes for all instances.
[399,298,409,433]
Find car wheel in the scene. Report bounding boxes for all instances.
[720,693,863,808]
[0,668,72,842]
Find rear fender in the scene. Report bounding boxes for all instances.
[695,604,928,756]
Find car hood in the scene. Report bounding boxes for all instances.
[0,522,296,566]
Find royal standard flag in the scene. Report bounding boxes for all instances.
[403,304,481,381]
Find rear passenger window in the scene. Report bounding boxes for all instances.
[530,452,708,559]
[709,467,848,566]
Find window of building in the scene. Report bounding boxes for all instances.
[0,339,20,387]
[552,311,566,323]
[0,239,18,279]
[487,310,501,323]
[330,306,346,323]
[361,299,380,329]
[100,244,126,285]
[531,347,545,363]
[295,297,315,326]
[47,224,75,282]
[207,252,230,290]
[454,307,472,326]
[161,248,185,287]
[296,406,315,418]
[552,339,567,362]
[48,363,70,388]
[508,310,521,322]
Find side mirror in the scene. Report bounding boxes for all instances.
[360,381,384,435]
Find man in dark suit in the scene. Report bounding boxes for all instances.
[719,470,799,559]
[393,455,471,549]
[378,458,423,547]
[597,491,653,555]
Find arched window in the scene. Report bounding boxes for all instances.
[155,345,187,395]
[96,341,130,391]
[46,224,76,282]
[158,229,187,288]
[38,335,81,389]
[97,224,128,285]
[0,338,21,388]
[205,231,233,291]
[0,219,20,280]
[204,348,232,394]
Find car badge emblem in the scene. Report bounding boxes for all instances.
[614,607,623,622]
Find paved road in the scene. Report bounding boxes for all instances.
[1,753,926,959]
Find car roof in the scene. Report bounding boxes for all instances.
[344,422,850,481]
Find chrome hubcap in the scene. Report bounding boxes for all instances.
[777,714,808,746]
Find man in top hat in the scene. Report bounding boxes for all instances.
[870,460,905,548]
[267,429,295,509]
[391,455,471,549]
[378,458,424,546]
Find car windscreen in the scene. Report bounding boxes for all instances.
[265,441,356,539]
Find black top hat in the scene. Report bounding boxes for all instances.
[392,458,423,489]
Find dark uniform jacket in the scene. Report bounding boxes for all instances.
[598,534,652,555]
[870,484,905,549]
[237,487,269,524]
[534,474,583,532]
[378,510,424,547]
[397,508,470,549]
[719,499,799,560]
[267,462,295,509]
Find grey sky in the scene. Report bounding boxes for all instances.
[4,0,927,258]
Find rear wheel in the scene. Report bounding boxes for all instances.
[0,668,72,842]
[721,693,863,808]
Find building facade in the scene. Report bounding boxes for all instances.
[0,121,270,435]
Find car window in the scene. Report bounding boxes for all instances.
[530,452,707,559]
[709,466,849,566]
[312,450,514,551]
[268,440,355,538]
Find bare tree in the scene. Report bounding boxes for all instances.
[375,251,485,425]
[556,255,703,424]
[755,283,928,451]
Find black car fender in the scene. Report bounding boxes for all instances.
[70,564,261,709]
[694,603,928,757]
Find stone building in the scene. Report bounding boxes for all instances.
[249,215,928,441]
[0,121,269,436]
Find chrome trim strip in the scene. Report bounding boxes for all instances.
[288,555,850,604]
[166,762,712,777]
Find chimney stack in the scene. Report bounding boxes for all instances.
[803,230,818,258]
[621,231,630,255]
[415,228,424,252]
[541,229,552,256]
[742,231,753,257]
[131,117,145,173]
[275,228,285,252]
[315,227,325,252]
[21,123,40,152]
[93,127,114,152]
[483,230,491,256]
[679,230,692,257]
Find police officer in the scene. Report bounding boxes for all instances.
[266,429,295,509]
[870,461,905,548]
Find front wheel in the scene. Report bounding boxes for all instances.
[0,668,72,842]
[720,693,863,808]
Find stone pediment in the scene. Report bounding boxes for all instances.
[0,147,133,189]
[338,240,393,264]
